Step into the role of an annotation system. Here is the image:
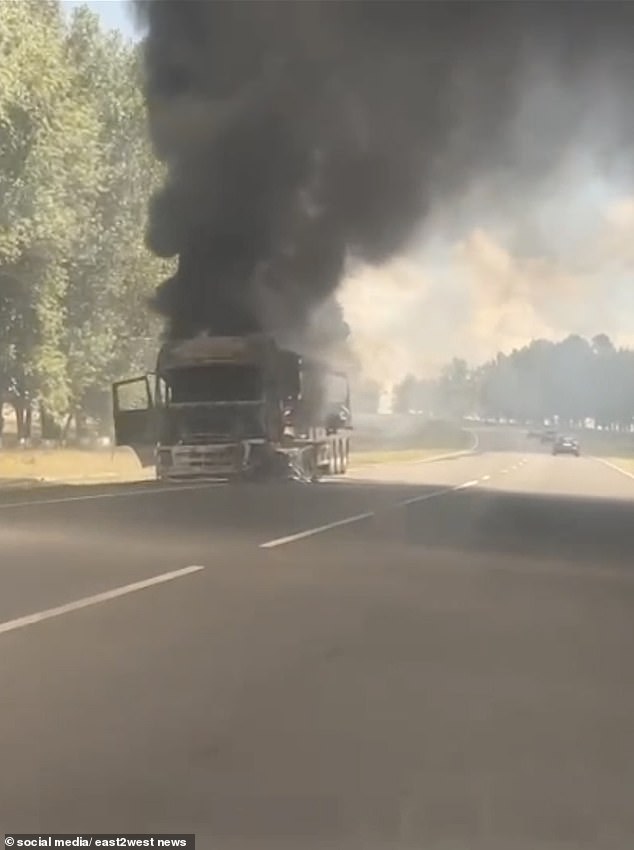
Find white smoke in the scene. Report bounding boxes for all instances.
[340,161,634,389]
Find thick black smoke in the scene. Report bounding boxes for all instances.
[134,0,634,345]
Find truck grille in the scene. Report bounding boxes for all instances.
[174,445,237,464]
[165,446,241,477]
[162,403,266,444]
[186,433,229,445]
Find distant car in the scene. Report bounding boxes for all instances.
[552,436,580,456]
[540,429,558,444]
[527,429,542,439]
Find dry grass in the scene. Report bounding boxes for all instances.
[604,457,634,476]
[0,420,474,486]
[349,448,468,467]
[561,428,634,459]
[0,447,148,482]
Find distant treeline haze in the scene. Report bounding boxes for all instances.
[393,334,634,430]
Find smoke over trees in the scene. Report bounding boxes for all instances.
[135,1,634,351]
[3,1,634,439]
[395,334,634,431]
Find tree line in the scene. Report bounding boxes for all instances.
[0,0,172,442]
[394,334,634,430]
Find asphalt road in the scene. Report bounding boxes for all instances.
[1,432,634,848]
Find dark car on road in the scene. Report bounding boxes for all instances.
[552,435,580,456]
[540,429,558,444]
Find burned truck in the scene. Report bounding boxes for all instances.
[112,333,352,482]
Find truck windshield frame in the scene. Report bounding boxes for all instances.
[161,364,264,406]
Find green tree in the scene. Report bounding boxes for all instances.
[0,1,172,441]
[61,6,170,432]
[0,0,102,429]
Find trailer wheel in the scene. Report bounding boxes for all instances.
[334,440,343,475]
[303,446,320,482]
[332,440,342,475]
[333,439,346,474]
[328,441,338,475]
[339,439,348,474]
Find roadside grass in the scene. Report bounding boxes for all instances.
[0,418,475,485]
[603,457,634,476]
[350,447,469,467]
[0,447,146,482]
[0,442,472,481]
[572,430,634,459]
[350,420,474,466]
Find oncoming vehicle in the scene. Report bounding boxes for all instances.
[552,435,580,456]
[112,333,352,482]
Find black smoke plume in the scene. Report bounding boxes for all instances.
[134,0,634,345]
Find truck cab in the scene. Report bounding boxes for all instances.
[112,333,352,481]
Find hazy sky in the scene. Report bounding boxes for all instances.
[61,0,139,40]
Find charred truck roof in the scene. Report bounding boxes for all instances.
[157,333,277,371]
[156,333,338,380]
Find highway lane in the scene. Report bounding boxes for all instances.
[1,444,634,847]
[0,450,505,623]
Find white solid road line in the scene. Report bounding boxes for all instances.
[0,565,205,637]
[398,483,468,508]
[412,450,470,465]
[261,479,482,549]
[455,479,479,490]
[593,457,634,482]
[0,481,224,510]
[412,429,480,465]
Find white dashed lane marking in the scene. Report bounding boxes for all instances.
[0,566,205,636]
[262,479,480,549]
[263,456,536,549]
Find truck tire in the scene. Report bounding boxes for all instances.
[332,439,341,474]
[339,439,348,474]
[328,442,338,475]
[334,440,343,475]
[336,439,346,474]
[303,446,320,482]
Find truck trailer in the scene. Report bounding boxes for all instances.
[112,333,352,482]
